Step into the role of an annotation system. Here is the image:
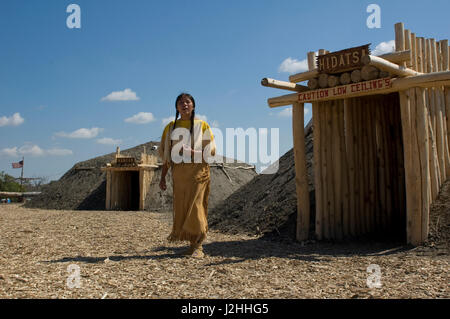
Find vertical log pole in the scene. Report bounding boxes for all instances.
[326,101,336,238]
[309,51,323,240]
[106,170,111,210]
[332,100,343,239]
[416,88,430,242]
[431,39,446,183]
[292,102,310,241]
[352,99,361,236]
[344,99,355,237]
[375,101,387,231]
[409,88,423,245]
[320,102,330,239]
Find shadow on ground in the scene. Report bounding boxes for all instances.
[44,237,414,265]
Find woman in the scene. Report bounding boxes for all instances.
[158,93,216,258]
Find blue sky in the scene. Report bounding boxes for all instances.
[1,0,449,180]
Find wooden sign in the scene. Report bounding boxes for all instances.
[317,44,370,74]
[298,77,392,103]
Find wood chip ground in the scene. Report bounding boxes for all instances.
[0,204,448,299]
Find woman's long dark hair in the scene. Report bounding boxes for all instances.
[172,93,196,146]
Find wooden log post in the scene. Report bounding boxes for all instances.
[416,87,430,242]
[351,69,362,83]
[332,100,343,240]
[375,101,387,231]
[361,55,422,78]
[340,73,351,85]
[320,102,330,239]
[361,65,380,81]
[308,78,319,90]
[328,75,340,88]
[292,102,310,241]
[318,73,329,88]
[344,98,356,236]
[367,98,377,233]
[325,101,336,238]
[308,51,323,241]
[352,98,361,236]
[431,39,446,184]
[106,170,112,210]
[395,23,406,68]
[407,88,423,245]
[261,78,309,92]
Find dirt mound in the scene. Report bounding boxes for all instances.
[25,141,257,211]
[209,124,315,239]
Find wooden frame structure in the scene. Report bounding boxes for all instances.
[262,23,450,245]
[101,147,158,211]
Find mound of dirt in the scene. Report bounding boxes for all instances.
[25,141,257,212]
[209,123,315,239]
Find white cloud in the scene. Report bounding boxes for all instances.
[0,147,19,157]
[46,148,73,156]
[55,127,103,139]
[0,113,24,127]
[195,114,208,122]
[96,138,123,145]
[0,144,72,157]
[124,112,155,124]
[278,57,309,74]
[161,116,174,126]
[372,40,395,56]
[275,107,309,118]
[101,88,140,102]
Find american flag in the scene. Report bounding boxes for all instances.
[12,160,24,169]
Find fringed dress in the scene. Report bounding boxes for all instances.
[159,119,216,242]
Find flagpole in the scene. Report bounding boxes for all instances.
[20,157,24,190]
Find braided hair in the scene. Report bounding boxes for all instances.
[172,93,196,148]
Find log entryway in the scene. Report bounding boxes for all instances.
[262,22,450,245]
[101,147,158,211]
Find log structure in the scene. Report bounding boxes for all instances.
[101,147,158,211]
[262,22,450,245]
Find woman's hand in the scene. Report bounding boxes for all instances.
[159,178,167,191]
[183,144,202,155]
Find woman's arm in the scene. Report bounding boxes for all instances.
[159,162,169,191]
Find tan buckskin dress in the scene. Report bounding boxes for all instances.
[159,119,216,244]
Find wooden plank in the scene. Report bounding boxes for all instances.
[292,102,310,241]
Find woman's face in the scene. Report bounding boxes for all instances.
[176,96,194,118]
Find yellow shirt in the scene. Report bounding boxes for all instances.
[159,119,216,164]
